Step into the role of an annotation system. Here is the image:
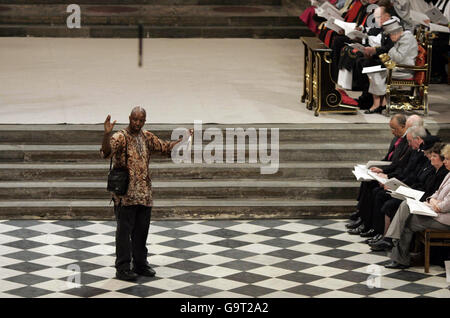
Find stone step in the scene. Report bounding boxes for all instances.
[0,143,388,162]
[0,24,309,38]
[0,162,358,181]
[1,124,449,144]
[0,1,283,5]
[0,4,308,38]
[0,180,360,200]
[0,199,357,220]
[0,4,298,24]
[0,12,301,27]
[0,16,302,29]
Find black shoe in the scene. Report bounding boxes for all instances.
[360,228,376,238]
[346,217,362,229]
[364,106,383,114]
[349,211,360,221]
[365,234,383,244]
[134,266,156,277]
[347,224,365,235]
[116,269,138,281]
[384,261,409,269]
[370,238,393,251]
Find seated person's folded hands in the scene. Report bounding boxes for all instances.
[370,167,383,173]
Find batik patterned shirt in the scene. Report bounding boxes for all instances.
[101,128,178,207]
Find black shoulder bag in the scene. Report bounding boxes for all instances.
[107,130,129,196]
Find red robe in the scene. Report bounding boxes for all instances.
[299,0,338,35]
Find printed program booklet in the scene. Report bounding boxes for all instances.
[388,185,425,201]
[406,198,438,217]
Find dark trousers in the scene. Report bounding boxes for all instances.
[381,198,403,220]
[372,188,392,235]
[331,35,351,83]
[358,180,379,230]
[114,204,152,271]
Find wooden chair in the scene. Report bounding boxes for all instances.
[381,27,436,116]
[416,229,450,273]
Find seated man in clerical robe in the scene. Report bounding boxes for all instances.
[300,0,354,34]
[300,0,339,35]
[336,3,395,95]
[318,0,372,48]
[326,0,380,82]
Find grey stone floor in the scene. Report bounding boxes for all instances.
[0,38,448,125]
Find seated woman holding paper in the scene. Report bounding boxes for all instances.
[383,144,450,269]
[365,17,418,114]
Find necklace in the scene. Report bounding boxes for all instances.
[133,133,145,156]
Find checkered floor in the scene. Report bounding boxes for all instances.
[0,219,448,298]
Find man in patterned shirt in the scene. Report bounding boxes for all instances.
[101,106,192,281]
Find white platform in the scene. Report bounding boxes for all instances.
[0,37,449,125]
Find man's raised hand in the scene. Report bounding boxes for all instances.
[104,115,117,135]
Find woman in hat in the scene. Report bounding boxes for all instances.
[364,17,419,114]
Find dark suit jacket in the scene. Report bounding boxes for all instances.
[419,165,449,201]
[411,161,435,189]
[382,136,399,162]
[382,137,412,179]
[400,150,428,186]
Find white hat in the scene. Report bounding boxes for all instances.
[382,17,403,34]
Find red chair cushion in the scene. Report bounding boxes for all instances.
[414,44,427,85]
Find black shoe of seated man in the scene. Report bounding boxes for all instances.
[370,238,393,251]
[347,224,365,235]
[384,261,409,269]
[346,217,362,229]
[365,233,383,244]
[134,266,156,277]
[349,211,360,221]
[360,228,376,238]
[116,269,138,282]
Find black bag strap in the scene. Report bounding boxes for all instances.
[109,129,128,171]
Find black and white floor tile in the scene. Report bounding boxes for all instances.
[0,219,448,298]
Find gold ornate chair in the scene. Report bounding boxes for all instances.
[380,27,436,116]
